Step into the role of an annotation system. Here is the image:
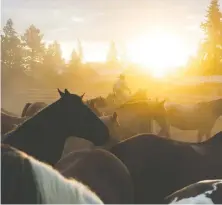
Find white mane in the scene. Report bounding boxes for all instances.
[29,155,103,204]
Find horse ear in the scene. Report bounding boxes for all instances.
[81,93,85,99]
[64,89,70,95]
[58,88,64,97]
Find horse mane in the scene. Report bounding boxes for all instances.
[21,103,32,117]
[2,144,103,204]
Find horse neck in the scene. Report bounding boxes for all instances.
[18,101,66,136]
[8,101,68,164]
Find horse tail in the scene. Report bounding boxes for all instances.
[21,103,32,117]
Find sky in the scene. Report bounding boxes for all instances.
[2,0,222,64]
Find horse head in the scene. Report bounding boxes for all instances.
[57,88,110,146]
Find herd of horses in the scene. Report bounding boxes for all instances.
[1,88,222,204]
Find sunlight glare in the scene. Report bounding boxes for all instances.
[127,32,190,78]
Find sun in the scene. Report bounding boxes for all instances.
[127,31,190,78]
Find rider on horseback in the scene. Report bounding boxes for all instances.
[113,74,131,103]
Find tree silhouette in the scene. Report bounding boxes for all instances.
[43,41,64,76]
[1,19,24,72]
[200,0,222,75]
[22,24,45,72]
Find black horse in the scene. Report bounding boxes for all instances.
[110,131,222,204]
[55,149,134,204]
[2,89,110,166]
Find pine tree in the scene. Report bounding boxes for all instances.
[22,24,45,72]
[42,41,64,76]
[200,0,222,74]
[1,19,24,72]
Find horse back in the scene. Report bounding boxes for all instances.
[57,149,134,204]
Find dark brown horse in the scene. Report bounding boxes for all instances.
[2,89,110,166]
[1,112,27,135]
[109,131,222,203]
[55,149,134,204]
[165,98,222,142]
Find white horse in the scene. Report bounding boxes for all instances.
[2,144,103,204]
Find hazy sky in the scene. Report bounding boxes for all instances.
[2,0,222,62]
